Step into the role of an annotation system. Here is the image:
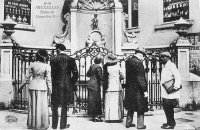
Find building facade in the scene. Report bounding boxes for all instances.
[0,0,200,109]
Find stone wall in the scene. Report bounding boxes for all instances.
[0,0,200,50]
[76,12,113,51]
[0,0,64,46]
[138,0,200,47]
[0,80,13,109]
[0,0,200,110]
[180,80,200,110]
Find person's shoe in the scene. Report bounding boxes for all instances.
[162,123,168,126]
[27,126,33,129]
[93,117,103,122]
[66,124,70,128]
[60,124,70,129]
[161,125,174,129]
[126,124,135,128]
[52,127,57,130]
[137,125,146,129]
[96,118,103,122]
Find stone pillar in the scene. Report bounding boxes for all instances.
[114,8,123,54]
[128,0,132,28]
[176,38,194,109]
[70,8,77,54]
[176,39,191,79]
[0,43,13,108]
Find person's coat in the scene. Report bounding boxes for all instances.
[125,55,148,113]
[87,64,103,92]
[50,53,78,106]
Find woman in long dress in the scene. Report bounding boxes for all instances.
[19,49,52,129]
[86,55,103,122]
[103,53,124,122]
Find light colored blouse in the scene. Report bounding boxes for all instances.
[24,61,52,91]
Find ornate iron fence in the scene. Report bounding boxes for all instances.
[11,43,177,113]
[11,44,56,110]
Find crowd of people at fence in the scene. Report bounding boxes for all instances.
[18,43,182,130]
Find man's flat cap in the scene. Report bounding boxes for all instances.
[159,51,171,58]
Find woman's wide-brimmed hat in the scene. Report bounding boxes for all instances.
[105,53,119,63]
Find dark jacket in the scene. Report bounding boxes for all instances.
[86,64,103,92]
[50,53,78,106]
[125,55,148,113]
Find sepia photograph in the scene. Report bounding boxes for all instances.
[0,0,200,129]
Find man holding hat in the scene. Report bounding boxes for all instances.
[125,48,148,129]
[159,51,181,129]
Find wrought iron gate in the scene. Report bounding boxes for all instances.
[11,44,56,110]
[11,44,177,112]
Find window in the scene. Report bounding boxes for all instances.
[132,1,138,27]
[187,33,200,45]
[120,0,138,28]
[4,0,31,25]
[163,0,189,22]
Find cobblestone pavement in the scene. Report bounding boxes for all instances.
[0,109,200,130]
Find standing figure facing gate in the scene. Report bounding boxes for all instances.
[87,55,103,122]
[125,49,148,129]
[19,49,51,130]
[50,44,78,129]
[103,53,124,122]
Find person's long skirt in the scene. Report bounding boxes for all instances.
[105,90,124,121]
[87,90,102,116]
[27,90,49,129]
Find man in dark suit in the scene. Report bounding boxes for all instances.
[51,44,78,129]
[125,48,148,129]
